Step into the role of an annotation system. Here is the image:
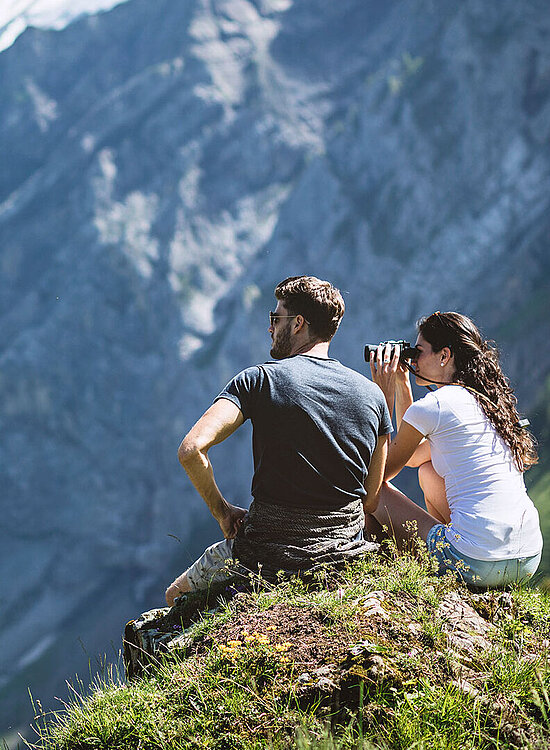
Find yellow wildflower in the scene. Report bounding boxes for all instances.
[274,642,292,652]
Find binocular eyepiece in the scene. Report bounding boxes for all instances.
[364,340,419,363]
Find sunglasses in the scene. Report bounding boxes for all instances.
[269,311,298,326]
[269,311,311,326]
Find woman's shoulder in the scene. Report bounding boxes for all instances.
[403,389,441,435]
[409,385,473,418]
[411,388,441,409]
[435,384,475,404]
[434,385,486,426]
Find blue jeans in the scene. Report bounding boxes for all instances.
[426,524,541,588]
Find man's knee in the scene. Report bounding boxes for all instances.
[165,538,235,604]
[165,572,191,606]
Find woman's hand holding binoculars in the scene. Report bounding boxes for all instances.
[370,343,412,418]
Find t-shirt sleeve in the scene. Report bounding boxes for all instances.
[214,366,263,421]
[402,392,440,437]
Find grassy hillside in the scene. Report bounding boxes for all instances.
[25,545,550,750]
[527,375,550,581]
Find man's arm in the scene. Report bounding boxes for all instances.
[178,398,246,538]
[363,434,389,514]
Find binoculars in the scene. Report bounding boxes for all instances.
[364,340,419,363]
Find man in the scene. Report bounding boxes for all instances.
[165,276,392,605]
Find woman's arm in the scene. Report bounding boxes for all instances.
[405,439,431,467]
[395,374,413,428]
[385,421,425,481]
[371,347,431,469]
[370,344,416,427]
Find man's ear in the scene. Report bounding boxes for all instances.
[293,314,307,332]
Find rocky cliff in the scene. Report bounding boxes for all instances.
[2,0,550,738]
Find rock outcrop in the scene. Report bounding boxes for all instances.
[117,567,550,750]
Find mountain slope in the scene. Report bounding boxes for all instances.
[0,0,130,51]
[1,0,550,738]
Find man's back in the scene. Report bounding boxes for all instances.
[217,354,392,510]
[166,275,390,603]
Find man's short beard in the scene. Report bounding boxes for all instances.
[270,322,293,359]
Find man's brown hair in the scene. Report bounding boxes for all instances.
[274,276,345,341]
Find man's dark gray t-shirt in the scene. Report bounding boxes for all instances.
[216,355,392,511]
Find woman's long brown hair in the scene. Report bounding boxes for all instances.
[418,311,537,471]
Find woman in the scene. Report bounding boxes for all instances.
[368,311,542,588]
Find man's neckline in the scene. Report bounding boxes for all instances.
[295,353,337,361]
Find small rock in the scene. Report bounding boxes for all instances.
[452,677,479,697]
[498,592,514,610]
[312,665,333,677]
[349,640,383,657]
[167,632,195,651]
[438,592,493,654]
[366,654,385,678]
[317,676,338,691]
[368,591,386,601]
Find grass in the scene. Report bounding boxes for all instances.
[23,544,550,750]
[526,373,550,582]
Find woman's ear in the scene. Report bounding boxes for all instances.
[441,346,452,366]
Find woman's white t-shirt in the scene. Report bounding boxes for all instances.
[403,385,542,561]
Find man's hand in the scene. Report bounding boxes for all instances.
[217,503,248,539]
